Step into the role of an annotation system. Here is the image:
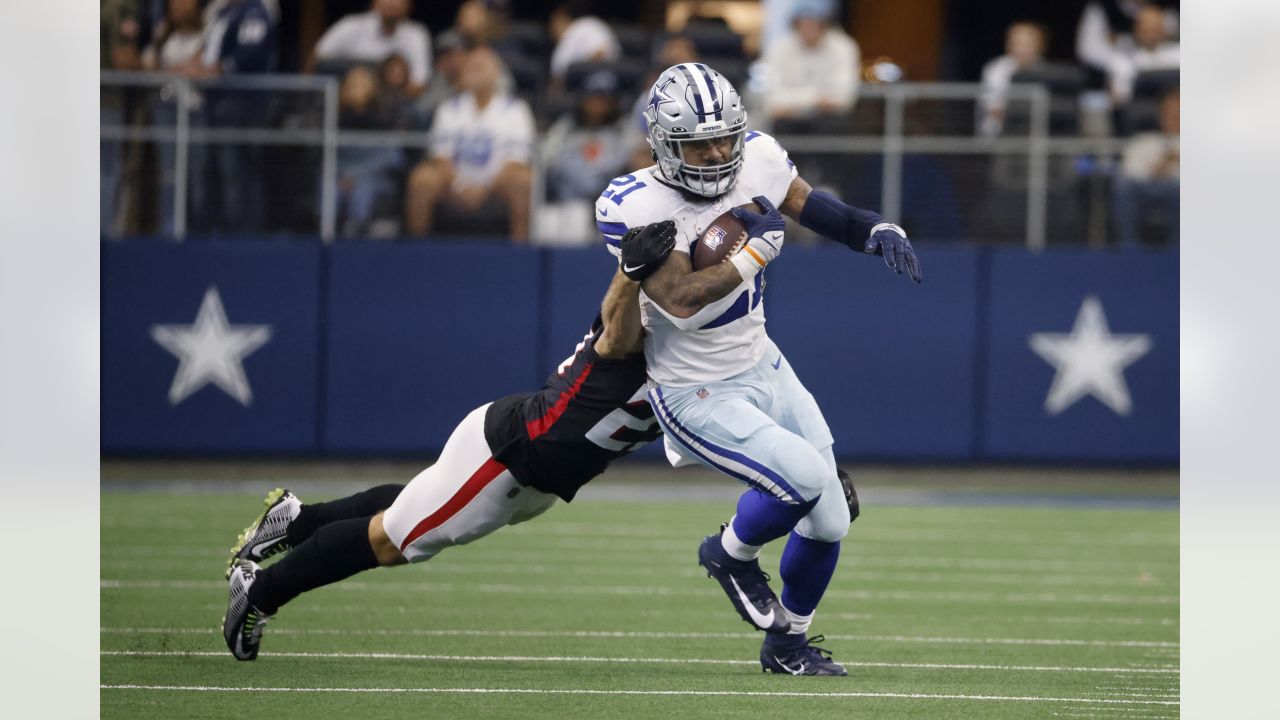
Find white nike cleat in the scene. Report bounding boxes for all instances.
[222,560,271,661]
[226,488,302,578]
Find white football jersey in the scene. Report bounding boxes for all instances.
[595,131,798,387]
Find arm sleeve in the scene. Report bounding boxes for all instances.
[743,132,799,207]
[595,194,628,258]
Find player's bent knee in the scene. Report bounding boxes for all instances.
[772,444,834,502]
[368,512,407,566]
[795,489,851,542]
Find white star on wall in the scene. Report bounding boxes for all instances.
[1028,295,1152,416]
[151,286,272,406]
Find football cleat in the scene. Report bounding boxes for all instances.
[222,560,271,661]
[226,488,301,578]
[697,528,791,633]
[760,633,848,676]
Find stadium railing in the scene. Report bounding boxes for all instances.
[102,72,1132,248]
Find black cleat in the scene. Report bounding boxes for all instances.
[760,633,848,676]
[697,528,791,633]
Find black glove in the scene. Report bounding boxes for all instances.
[838,468,860,523]
[620,220,677,282]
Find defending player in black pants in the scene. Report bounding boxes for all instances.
[221,221,676,660]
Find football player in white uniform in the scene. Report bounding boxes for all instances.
[596,62,922,676]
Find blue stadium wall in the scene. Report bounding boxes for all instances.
[102,240,1178,463]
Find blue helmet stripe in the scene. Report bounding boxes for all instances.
[675,64,707,118]
[694,64,722,121]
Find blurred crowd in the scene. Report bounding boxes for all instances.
[101,0,1180,247]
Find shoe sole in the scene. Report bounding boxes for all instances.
[225,488,286,579]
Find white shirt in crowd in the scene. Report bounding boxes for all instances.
[430,92,535,189]
[1109,42,1179,103]
[144,31,204,69]
[763,28,860,118]
[978,54,1025,136]
[315,10,432,86]
[550,16,620,79]
[1121,132,1179,181]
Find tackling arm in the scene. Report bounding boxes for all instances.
[595,269,646,359]
[780,176,923,284]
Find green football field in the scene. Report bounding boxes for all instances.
[101,471,1179,719]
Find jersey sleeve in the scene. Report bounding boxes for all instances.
[742,131,799,208]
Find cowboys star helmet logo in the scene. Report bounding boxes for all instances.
[647,76,678,119]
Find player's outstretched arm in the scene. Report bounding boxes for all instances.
[595,269,646,359]
[597,221,677,358]
[780,175,923,284]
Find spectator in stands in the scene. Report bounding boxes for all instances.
[405,47,534,241]
[195,0,277,233]
[378,54,428,129]
[762,0,860,132]
[454,0,508,47]
[141,0,208,235]
[978,22,1047,138]
[628,34,700,170]
[1112,89,1178,246]
[549,1,620,86]
[314,0,431,97]
[416,30,468,127]
[1108,3,1179,103]
[1077,0,1179,74]
[101,0,142,236]
[538,70,631,245]
[335,65,407,237]
[141,0,204,71]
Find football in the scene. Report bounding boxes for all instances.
[690,202,760,271]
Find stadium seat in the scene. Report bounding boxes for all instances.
[313,58,367,79]
[1132,69,1179,101]
[683,24,745,59]
[613,24,654,59]
[565,60,645,96]
[498,20,552,59]
[1009,62,1088,135]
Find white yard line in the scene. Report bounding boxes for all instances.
[99,557,1173,589]
[101,543,1180,571]
[97,683,1179,706]
[506,522,1179,547]
[99,578,1179,606]
[98,626,1178,649]
[100,649,1179,675]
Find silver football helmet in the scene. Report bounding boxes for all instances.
[642,63,748,198]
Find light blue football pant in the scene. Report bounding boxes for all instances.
[647,339,851,543]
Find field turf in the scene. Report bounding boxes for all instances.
[101,478,1178,719]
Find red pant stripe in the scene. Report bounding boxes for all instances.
[398,457,508,551]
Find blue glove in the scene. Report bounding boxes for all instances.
[727,196,786,277]
[865,222,923,284]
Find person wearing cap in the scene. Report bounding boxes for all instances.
[762,0,860,129]
[415,30,469,127]
[538,69,632,244]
